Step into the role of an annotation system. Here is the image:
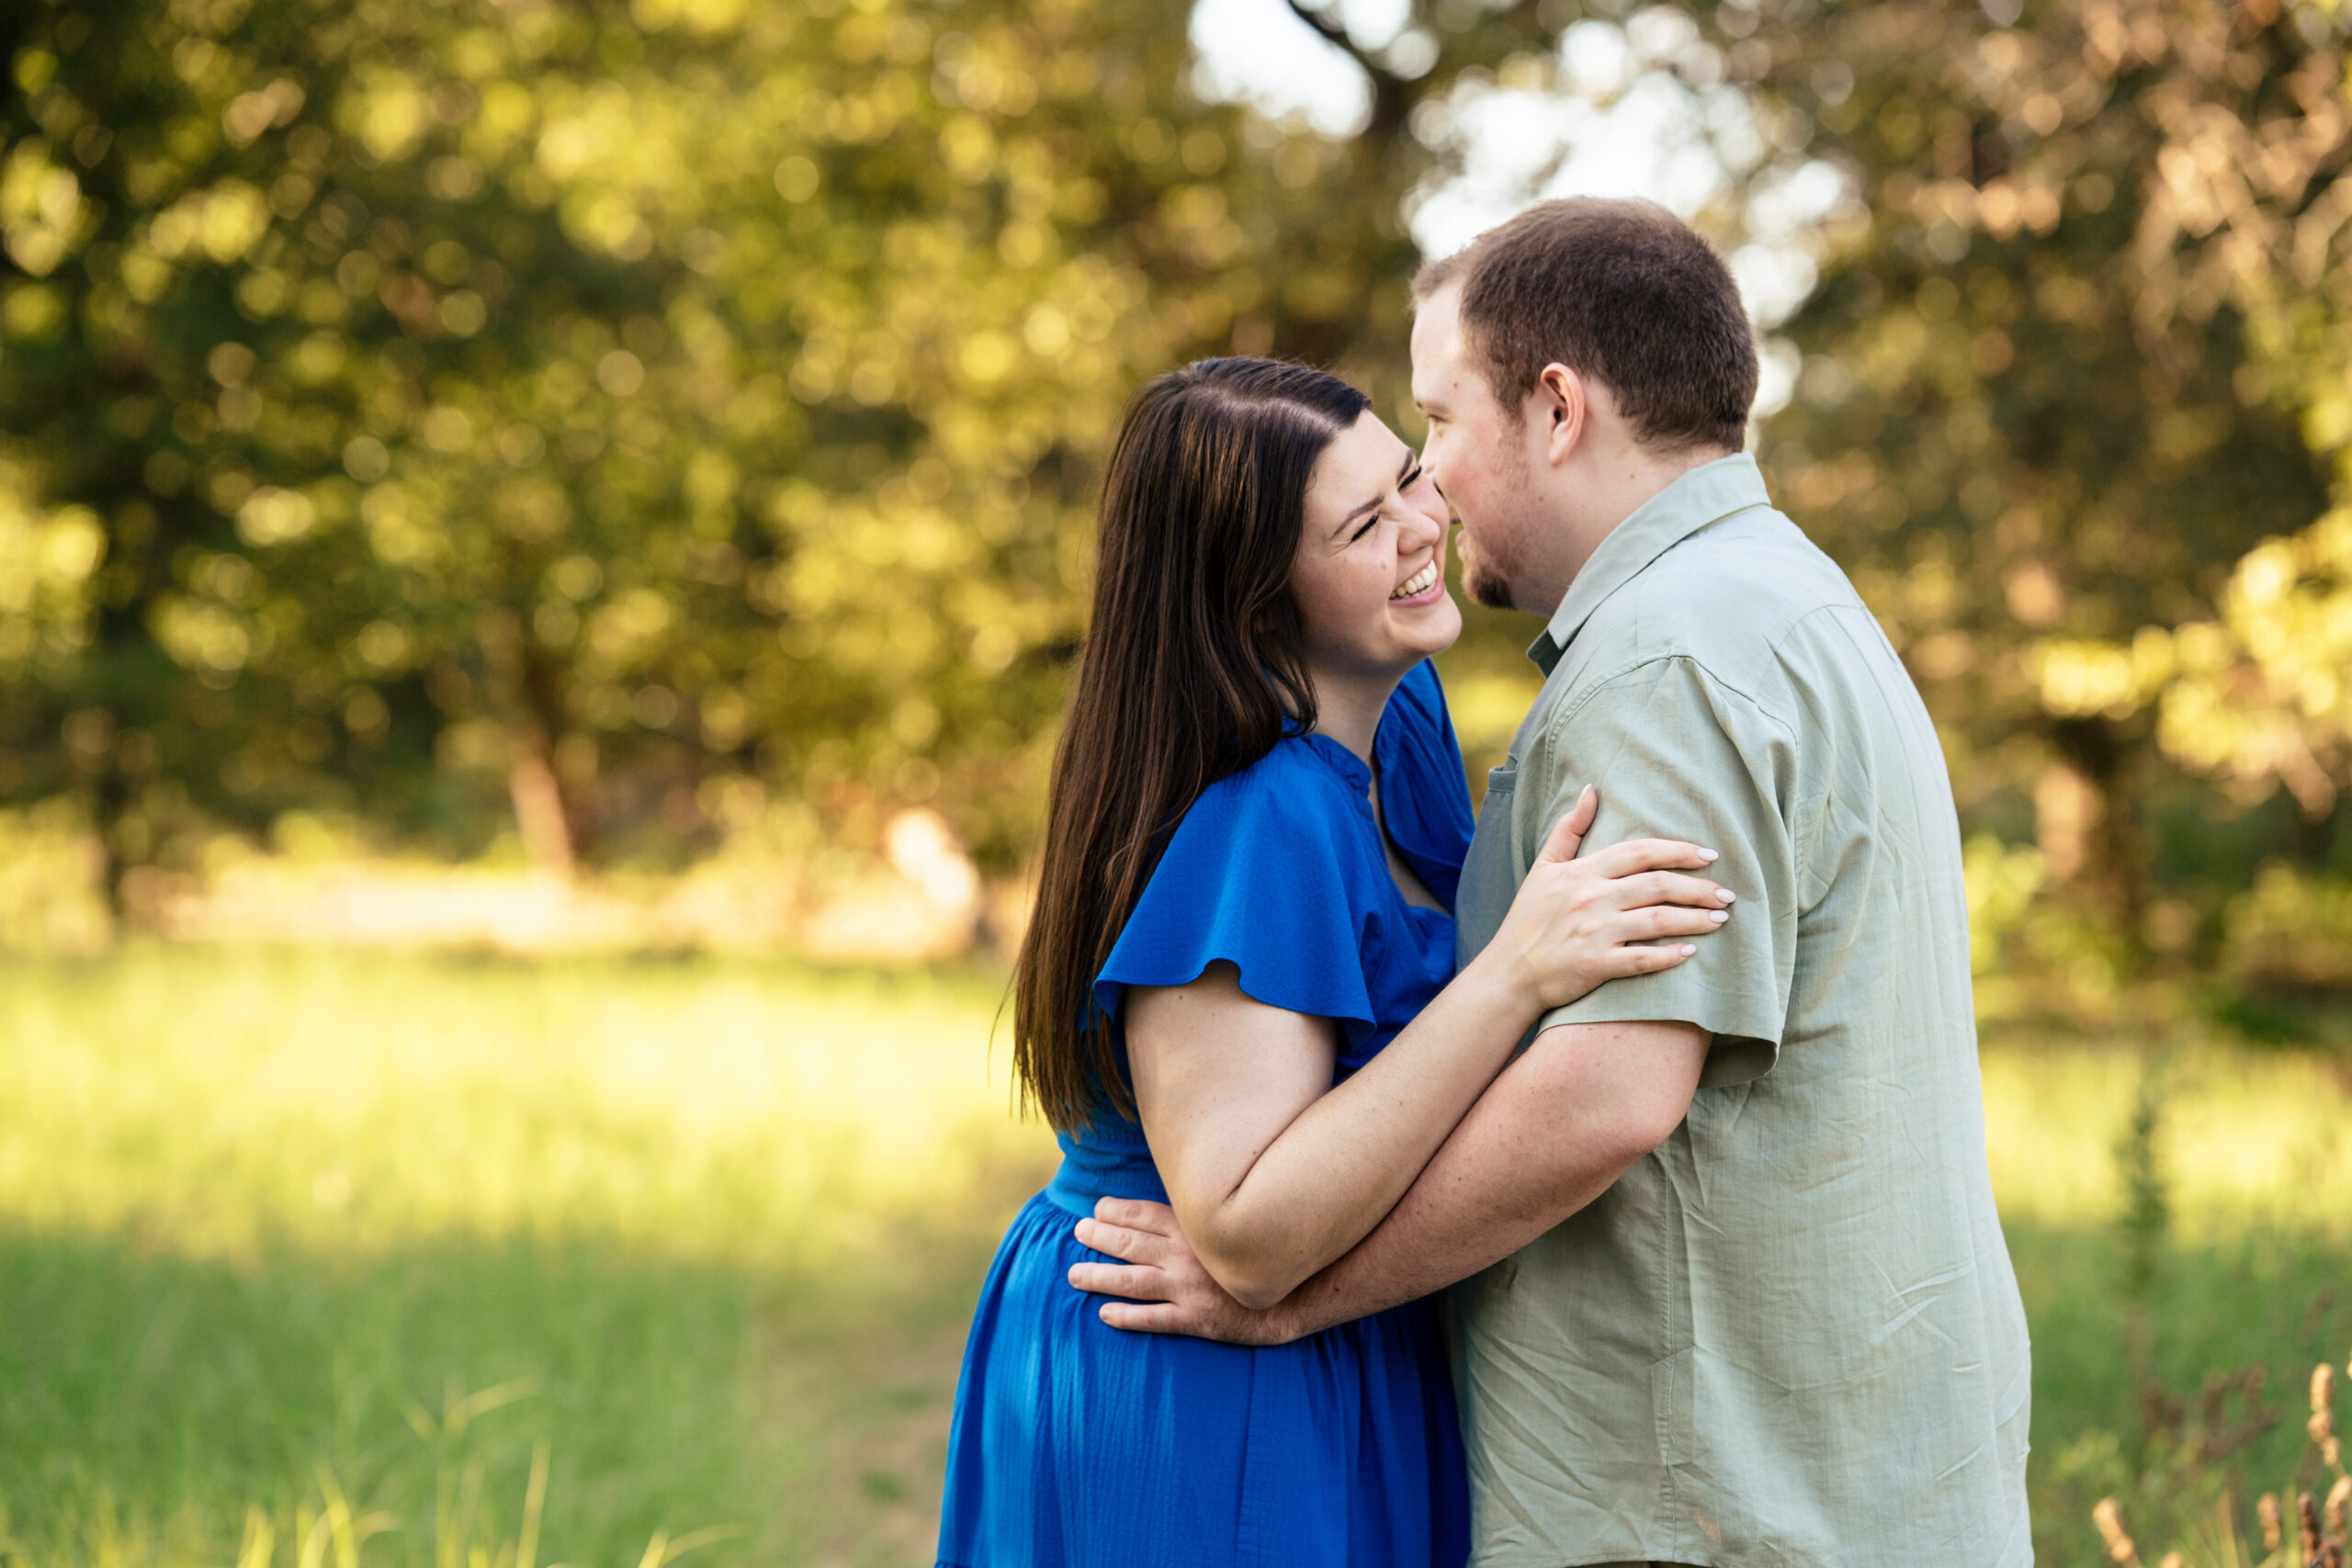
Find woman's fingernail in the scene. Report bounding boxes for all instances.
[1699,849,1719,862]
[1679,944,1697,954]
[1718,888,1736,903]
[1710,909,1729,922]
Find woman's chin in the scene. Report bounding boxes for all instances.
[1388,594,1463,658]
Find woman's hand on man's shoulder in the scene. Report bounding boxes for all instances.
[1479,784,1735,1013]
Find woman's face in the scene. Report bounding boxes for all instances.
[1289,410,1461,687]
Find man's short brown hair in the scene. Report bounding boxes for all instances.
[1413,197,1758,452]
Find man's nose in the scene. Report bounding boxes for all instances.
[1415,455,1450,510]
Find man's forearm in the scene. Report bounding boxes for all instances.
[1273,1018,1708,1337]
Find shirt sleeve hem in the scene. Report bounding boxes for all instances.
[1532,995,1781,1088]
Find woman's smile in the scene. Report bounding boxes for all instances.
[1390,550,1444,604]
[1278,409,1464,748]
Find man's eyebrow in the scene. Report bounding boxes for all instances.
[1331,450,1419,538]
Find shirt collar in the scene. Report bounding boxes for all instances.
[1527,452,1773,674]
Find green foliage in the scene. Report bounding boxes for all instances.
[0,0,1457,878]
[2114,1044,2173,1433]
[3,0,2351,998]
[2225,863,2352,993]
[0,797,108,951]
[1755,0,2352,976]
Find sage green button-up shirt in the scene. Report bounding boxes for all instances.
[1448,456,2032,1567]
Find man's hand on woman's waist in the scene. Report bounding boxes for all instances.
[1069,1197,1305,1346]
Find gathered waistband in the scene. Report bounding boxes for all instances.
[1044,1152,1170,1217]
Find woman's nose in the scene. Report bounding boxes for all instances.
[1403,492,1445,545]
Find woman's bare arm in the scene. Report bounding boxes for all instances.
[1079,1020,1710,1341]
[1128,948,1533,1309]
[1125,795,1729,1310]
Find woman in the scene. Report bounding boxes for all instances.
[935,359,1730,1567]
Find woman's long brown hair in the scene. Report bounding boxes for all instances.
[1013,357,1371,1134]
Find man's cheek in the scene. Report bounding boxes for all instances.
[1461,491,1495,543]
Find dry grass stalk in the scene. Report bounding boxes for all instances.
[2316,1364,2340,1470]
[2098,1355,2352,1567]
[2098,1496,2146,1567]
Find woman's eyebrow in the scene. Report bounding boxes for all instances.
[1330,451,1419,539]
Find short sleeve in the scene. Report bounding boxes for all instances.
[1375,660,1475,910]
[1525,656,1796,1086]
[1092,758,1378,1042]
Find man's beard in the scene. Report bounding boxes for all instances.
[1450,446,1534,611]
[1458,528,1521,610]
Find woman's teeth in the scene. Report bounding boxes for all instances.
[1390,560,1440,601]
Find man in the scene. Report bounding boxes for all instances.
[1069,197,2032,1566]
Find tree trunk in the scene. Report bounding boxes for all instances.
[508,747,574,875]
[2044,716,2143,938]
[478,608,582,874]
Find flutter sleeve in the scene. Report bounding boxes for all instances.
[1374,659,1475,912]
[1092,754,1377,1048]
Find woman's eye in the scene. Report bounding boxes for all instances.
[1351,515,1379,543]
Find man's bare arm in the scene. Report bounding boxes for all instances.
[1069,1017,1710,1343]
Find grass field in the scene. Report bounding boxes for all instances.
[2,947,2346,1566]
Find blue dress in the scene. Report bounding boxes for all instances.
[936,660,1476,1568]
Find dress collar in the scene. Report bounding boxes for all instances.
[1299,731,1373,795]
[1527,453,1773,675]
[1297,684,1415,799]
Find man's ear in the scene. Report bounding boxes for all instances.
[1532,362,1587,468]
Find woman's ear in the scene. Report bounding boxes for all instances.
[1533,362,1588,468]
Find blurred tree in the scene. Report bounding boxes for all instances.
[0,0,1602,888]
[1301,0,2352,991]
[4,0,2349,996]
[2030,0,2352,834]
[1738,0,2348,962]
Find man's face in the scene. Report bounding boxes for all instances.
[1409,282,1537,612]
